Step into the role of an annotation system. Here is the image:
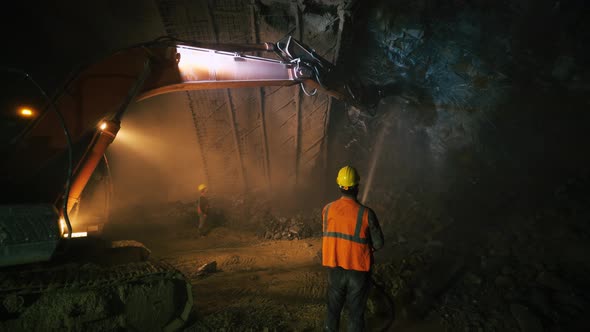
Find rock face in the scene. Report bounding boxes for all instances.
[368,172,590,331]
[329,1,590,330]
[536,272,571,292]
[510,304,544,332]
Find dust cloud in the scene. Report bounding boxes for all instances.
[107,92,205,210]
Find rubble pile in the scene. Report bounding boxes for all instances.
[255,208,323,241]
[110,193,327,242]
[198,193,326,240]
[435,214,590,332]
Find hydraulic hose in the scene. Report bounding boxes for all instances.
[370,273,396,332]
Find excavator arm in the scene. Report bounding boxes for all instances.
[61,42,325,226]
[138,37,374,104]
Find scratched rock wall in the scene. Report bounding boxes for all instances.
[152,0,348,198]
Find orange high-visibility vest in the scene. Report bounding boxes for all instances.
[322,197,372,272]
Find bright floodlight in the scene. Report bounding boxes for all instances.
[59,217,66,235]
[19,108,33,117]
[99,122,107,130]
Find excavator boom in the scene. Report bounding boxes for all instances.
[139,45,300,100]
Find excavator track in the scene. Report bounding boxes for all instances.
[0,259,192,332]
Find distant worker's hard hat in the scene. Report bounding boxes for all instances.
[198,184,208,192]
[336,166,360,189]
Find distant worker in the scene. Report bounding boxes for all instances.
[197,184,210,234]
[322,166,384,332]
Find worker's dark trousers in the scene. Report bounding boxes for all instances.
[324,267,371,332]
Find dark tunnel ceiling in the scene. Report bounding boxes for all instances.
[0,0,353,194]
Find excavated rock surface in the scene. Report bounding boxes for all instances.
[326,1,590,331]
[371,173,590,331]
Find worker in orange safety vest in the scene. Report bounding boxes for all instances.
[322,166,384,331]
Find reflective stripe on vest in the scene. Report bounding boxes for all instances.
[323,205,367,244]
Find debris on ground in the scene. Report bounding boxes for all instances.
[195,261,217,277]
[372,174,590,331]
[259,213,318,241]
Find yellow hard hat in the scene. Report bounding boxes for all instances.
[336,166,360,189]
[198,184,208,192]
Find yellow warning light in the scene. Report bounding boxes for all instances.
[19,108,34,118]
[99,122,107,130]
[59,217,87,238]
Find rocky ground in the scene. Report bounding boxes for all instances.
[370,173,590,332]
[103,174,590,331]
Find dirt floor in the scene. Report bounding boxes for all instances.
[102,180,590,332]
[104,219,443,332]
[165,228,328,331]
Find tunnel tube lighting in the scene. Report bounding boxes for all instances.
[70,232,88,238]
